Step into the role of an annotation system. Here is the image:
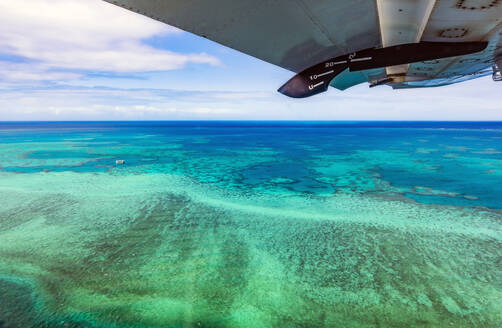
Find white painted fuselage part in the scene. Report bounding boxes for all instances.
[416,0,502,81]
[376,0,437,76]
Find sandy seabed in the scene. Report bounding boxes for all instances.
[0,171,501,328]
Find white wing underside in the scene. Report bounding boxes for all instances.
[104,0,502,90]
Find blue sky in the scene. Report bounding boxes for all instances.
[0,0,501,121]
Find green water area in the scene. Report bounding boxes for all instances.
[0,123,500,327]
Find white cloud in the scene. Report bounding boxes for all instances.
[0,61,82,82]
[0,87,250,120]
[1,77,501,121]
[0,0,219,79]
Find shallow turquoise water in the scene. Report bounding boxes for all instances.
[0,121,501,327]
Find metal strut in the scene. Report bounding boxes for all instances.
[493,64,502,82]
[278,41,488,98]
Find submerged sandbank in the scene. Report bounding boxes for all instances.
[0,171,500,328]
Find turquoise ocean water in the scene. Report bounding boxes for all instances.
[0,121,501,327]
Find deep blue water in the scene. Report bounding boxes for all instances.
[1,121,501,209]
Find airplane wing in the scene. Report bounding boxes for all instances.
[393,0,502,89]
[104,0,502,97]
